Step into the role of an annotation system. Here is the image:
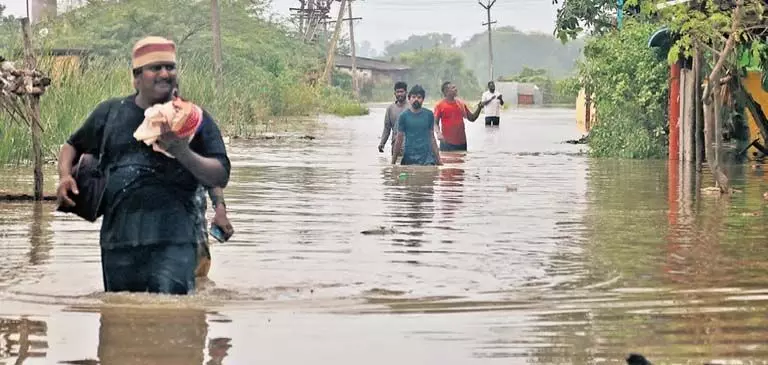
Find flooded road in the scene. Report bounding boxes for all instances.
[2,105,768,364]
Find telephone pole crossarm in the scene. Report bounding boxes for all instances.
[478,0,497,81]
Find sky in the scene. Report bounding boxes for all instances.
[1,0,559,52]
[1,0,27,18]
[266,0,560,51]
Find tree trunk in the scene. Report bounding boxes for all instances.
[693,47,704,169]
[321,0,348,85]
[704,84,730,192]
[683,68,695,162]
[700,3,741,193]
[21,18,43,201]
[704,89,715,180]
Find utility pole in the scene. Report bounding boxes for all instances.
[321,0,348,85]
[347,0,358,98]
[297,0,306,35]
[29,0,57,24]
[479,0,497,82]
[20,18,44,200]
[211,0,224,94]
[290,1,333,44]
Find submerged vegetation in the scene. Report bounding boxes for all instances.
[0,0,368,165]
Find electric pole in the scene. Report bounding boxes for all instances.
[321,0,348,85]
[479,0,496,82]
[347,0,358,98]
[211,0,224,94]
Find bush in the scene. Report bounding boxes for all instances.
[0,0,367,165]
[577,20,670,158]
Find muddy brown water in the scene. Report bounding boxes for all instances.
[1,106,768,364]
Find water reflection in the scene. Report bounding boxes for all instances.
[96,307,208,365]
[0,317,48,363]
[382,165,439,247]
[206,337,232,365]
[28,202,52,266]
[437,154,466,221]
[3,107,768,364]
[543,158,768,363]
[0,201,53,291]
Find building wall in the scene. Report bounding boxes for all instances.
[576,87,597,134]
[496,81,544,106]
[744,71,768,156]
[49,54,82,82]
[335,67,408,86]
[29,0,57,23]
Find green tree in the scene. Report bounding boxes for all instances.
[552,0,617,42]
[459,27,584,81]
[383,33,456,58]
[552,0,650,42]
[646,0,768,190]
[0,0,367,165]
[577,20,669,158]
[0,4,21,47]
[395,48,481,100]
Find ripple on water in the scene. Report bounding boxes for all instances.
[0,107,767,364]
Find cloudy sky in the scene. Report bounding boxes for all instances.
[1,0,559,51]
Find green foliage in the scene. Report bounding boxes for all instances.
[552,0,652,42]
[320,87,370,117]
[460,27,584,82]
[499,67,579,105]
[356,28,583,102]
[556,76,582,105]
[0,0,367,165]
[383,33,456,58]
[578,21,669,158]
[395,48,481,100]
[647,0,767,72]
[553,0,617,42]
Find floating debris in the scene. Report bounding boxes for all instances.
[0,191,56,201]
[565,134,589,144]
[361,226,397,235]
[626,353,652,365]
[701,186,742,196]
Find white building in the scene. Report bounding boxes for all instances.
[495,81,543,106]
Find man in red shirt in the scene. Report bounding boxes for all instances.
[434,81,482,151]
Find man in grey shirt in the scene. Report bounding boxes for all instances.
[378,81,409,154]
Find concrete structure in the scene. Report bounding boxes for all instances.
[29,0,57,23]
[495,81,543,106]
[334,55,410,85]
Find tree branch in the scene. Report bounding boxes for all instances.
[699,41,723,58]
[177,22,206,46]
[703,1,743,105]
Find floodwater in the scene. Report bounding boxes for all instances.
[2,105,768,365]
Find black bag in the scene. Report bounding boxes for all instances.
[56,99,120,222]
[57,152,106,222]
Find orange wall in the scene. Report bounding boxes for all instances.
[744,71,768,156]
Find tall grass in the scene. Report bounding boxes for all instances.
[0,53,368,165]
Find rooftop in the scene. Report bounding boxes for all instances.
[334,55,411,72]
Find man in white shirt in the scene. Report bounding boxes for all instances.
[481,81,504,126]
